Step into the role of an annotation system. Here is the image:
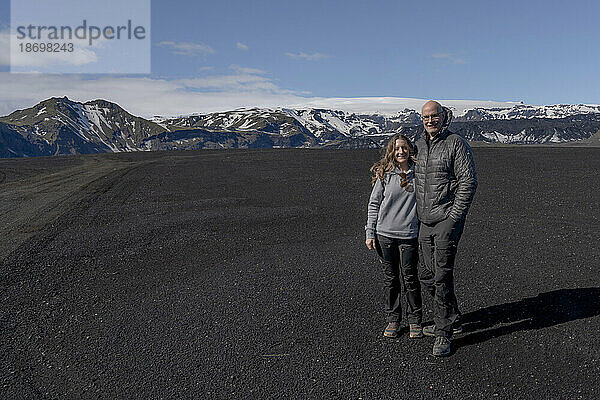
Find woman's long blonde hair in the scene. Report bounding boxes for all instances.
[370,134,416,186]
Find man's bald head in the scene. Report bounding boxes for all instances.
[422,100,445,139]
[422,100,442,115]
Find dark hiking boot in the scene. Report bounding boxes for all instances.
[433,336,451,357]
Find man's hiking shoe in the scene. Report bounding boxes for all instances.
[432,336,451,357]
[423,325,435,336]
[383,322,400,338]
[422,324,463,337]
[409,324,423,338]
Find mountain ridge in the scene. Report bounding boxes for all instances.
[1,97,600,157]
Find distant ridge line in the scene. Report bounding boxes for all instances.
[1,96,600,158]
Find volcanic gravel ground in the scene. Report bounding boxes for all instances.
[1,148,599,399]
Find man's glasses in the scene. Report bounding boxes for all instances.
[422,113,441,121]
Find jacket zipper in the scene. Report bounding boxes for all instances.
[424,139,431,215]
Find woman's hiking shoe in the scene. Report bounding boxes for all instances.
[383,322,400,338]
[432,336,451,357]
[409,324,423,338]
[422,324,463,337]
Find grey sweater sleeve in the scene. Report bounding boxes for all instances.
[365,178,384,239]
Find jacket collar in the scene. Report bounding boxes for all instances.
[427,129,450,144]
[392,163,414,175]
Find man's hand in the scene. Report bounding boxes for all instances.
[366,238,376,250]
[439,216,465,243]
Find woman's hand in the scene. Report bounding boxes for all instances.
[365,238,376,250]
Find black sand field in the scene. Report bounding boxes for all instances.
[1,148,599,399]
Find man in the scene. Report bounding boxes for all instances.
[414,100,477,357]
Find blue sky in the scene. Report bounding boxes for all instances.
[1,0,599,116]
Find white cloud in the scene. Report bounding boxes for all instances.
[0,29,11,66]
[178,74,281,92]
[285,51,329,61]
[229,64,266,75]
[156,41,215,57]
[431,53,467,64]
[0,73,524,119]
[0,73,306,117]
[198,66,214,72]
[236,42,249,51]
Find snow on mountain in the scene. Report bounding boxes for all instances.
[2,96,600,158]
[161,107,421,142]
[283,97,600,121]
[284,97,524,117]
[153,99,600,145]
[457,104,600,121]
[0,97,165,155]
[159,102,600,145]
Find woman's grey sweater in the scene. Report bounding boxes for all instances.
[365,166,418,240]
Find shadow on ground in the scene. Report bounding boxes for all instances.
[455,288,600,348]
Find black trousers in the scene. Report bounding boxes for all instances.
[418,217,465,338]
[376,235,422,324]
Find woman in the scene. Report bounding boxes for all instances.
[365,134,423,338]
